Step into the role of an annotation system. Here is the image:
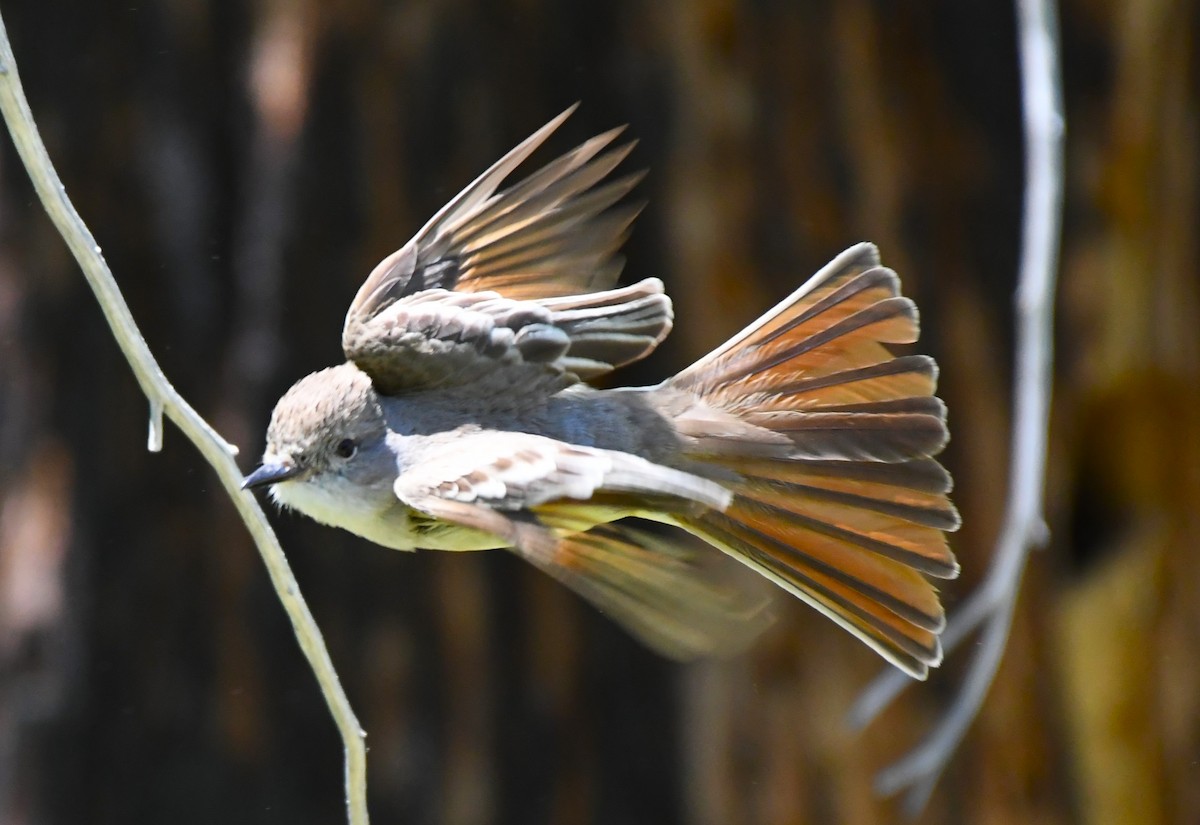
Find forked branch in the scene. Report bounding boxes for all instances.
[847,0,1064,815]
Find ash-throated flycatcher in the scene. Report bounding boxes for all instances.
[244,106,959,678]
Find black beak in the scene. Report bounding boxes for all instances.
[241,462,302,490]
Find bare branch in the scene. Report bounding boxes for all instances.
[847,0,1064,813]
[0,12,369,825]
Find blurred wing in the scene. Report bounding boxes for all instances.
[344,106,666,395]
[513,522,775,660]
[393,432,732,554]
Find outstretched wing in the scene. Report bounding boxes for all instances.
[393,431,732,555]
[343,106,668,396]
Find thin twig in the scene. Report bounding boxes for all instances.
[0,12,369,825]
[847,0,1064,814]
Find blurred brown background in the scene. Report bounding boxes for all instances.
[0,1,1196,823]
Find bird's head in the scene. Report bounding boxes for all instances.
[242,363,392,509]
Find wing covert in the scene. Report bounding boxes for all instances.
[343,279,672,395]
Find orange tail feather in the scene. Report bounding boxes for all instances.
[666,243,959,678]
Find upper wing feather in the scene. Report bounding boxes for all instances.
[343,106,664,396]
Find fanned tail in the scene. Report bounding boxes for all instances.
[663,243,960,678]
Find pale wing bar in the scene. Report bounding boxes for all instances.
[394,432,732,554]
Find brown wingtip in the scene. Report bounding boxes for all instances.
[549,101,581,129]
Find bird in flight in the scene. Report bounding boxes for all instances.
[243,106,960,679]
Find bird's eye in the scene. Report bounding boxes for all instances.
[334,438,357,459]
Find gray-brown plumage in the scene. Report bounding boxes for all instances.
[245,107,960,678]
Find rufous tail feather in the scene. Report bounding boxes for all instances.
[664,243,959,678]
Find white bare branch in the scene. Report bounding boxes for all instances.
[0,12,369,825]
[847,0,1064,814]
